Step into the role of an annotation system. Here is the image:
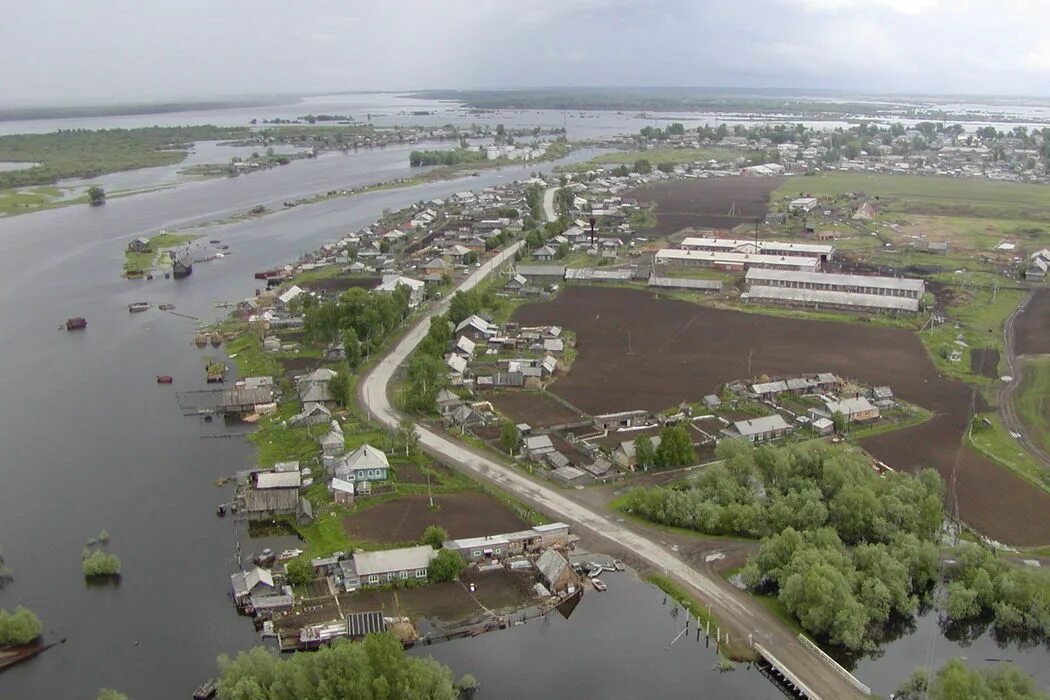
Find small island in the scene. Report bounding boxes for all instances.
[0,606,44,673]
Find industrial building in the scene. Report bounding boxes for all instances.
[744,268,924,298]
[654,248,820,272]
[679,237,834,263]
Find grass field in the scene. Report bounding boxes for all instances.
[776,173,1050,221]
[966,413,1050,493]
[122,232,200,276]
[0,186,81,215]
[1015,357,1050,454]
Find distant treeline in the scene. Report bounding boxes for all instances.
[412,88,935,117]
[409,148,486,167]
[0,125,251,188]
[0,98,293,122]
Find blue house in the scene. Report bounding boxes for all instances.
[335,444,390,488]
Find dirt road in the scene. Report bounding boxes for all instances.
[998,290,1050,469]
[358,245,866,700]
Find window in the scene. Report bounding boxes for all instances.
[415,568,427,578]
[387,572,395,582]
[399,570,408,579]
[494,548,502,555]
[368,575,379,585]
[471,550,481,558]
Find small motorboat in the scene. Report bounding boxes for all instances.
[592,578,607,592]
[156,375,173,384]
[613,559,625,572]
[65,317,87,331]
[158,303,175,311]
[128,302,150,313]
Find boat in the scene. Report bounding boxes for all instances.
[192,678,218,700]
[253,548,276,566]
[613,559,625,572]
[216,505,226,518]
[592,578,607,592]
[65,317,87,331]
[128,302,150,313]
[158,303,175,311]
[206,361,226,383]
[210,335,223,348]
[156,375,173,384]
[276,548,303,561]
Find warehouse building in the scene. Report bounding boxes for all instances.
[680,237,834,263]
[655,248,820,272]
[743,285,920,313]
[744,268,924,299]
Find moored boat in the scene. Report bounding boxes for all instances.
[65,317,87,331]
[128,302,150,313]
[159,303,175,311]
[193,678,218,699]
[156,375,173,384]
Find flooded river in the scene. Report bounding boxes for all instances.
[0,104,1045,697]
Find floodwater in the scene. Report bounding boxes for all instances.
[0,144,608,698]
[0,97,1046,696]
[414,571,779,700]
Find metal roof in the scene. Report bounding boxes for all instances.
[681,236,833,255]
[648,275,722,291]
[656,249,820,270]
[732,414,790,436]
[745,267,925,293]
[744,285,920,312]
[352,545,436,577]
[255,471,301,489]
[347,611,386,637]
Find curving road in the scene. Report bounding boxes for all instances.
[998,290,1050,468]
[358,209,866,700]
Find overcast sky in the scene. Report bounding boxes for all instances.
[5,0,1050,104]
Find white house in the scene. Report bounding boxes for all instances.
[277,285,305,308]
[375,275,425,308]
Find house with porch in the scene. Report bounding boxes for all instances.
[341,545,437,590]
[335,444,390,490]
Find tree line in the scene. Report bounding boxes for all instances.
[409,149,486,167]
[620,440,944,649]
[216,633,473,700]
[0,125,250,189]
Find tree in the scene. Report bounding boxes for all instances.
[634,435,656,471]
[654,425,695,468]
[657,162,675,173]
[394,418,419,456]
[455,673,479,698]
[87,185,106,206]
[404,353,447,412]
[499,420,521,456]
[421,525,448,549]
[328,369,349,408]
[0,606,42,646]
[633,158,653,174]
[217,634,458,700]
[831,410,848,434]
[429,549,465,583]
[555,241,570,259]
[342,328,363,370]
[285,558,313,586]
[82,549,121,577]
[97,690,129,700]
[667,122,685,136]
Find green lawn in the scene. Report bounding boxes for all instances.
[0,186,79,215]
[122,231,201,276]
[966,413,1050,493]
[225,334,280,378]
[775,173,1050,221]
[1016,357,1050,455]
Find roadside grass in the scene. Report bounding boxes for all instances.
[608,493,754,544]
[644,573,757,661]
[720,566,806,637]
[966,413,1050,493]
[1015,356,1050,454]
[775,173,1050,221]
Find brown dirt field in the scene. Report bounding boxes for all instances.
[280,357,321,375]
[343,492,530,544]
[513,285,1050,545]
[970,348,1001,379]
[628,177,785,236]
[1015,288,1050,355]
[486,391,584,428]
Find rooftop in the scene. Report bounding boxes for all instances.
[353,545,436,576]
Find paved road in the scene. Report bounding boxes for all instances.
[542,185,558,222]
[358,241,866,699]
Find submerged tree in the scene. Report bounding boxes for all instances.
[0,606,42,646]
[87,185,106,206]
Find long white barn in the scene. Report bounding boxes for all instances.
[745,268,925,299]
[655,248,820,272]
[680,236,834,262]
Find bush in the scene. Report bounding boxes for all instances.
[429,549,465,583]
[421,525,448,549]
[0,606,42,646]
[82,550,121,577]
[285,558,313,586]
